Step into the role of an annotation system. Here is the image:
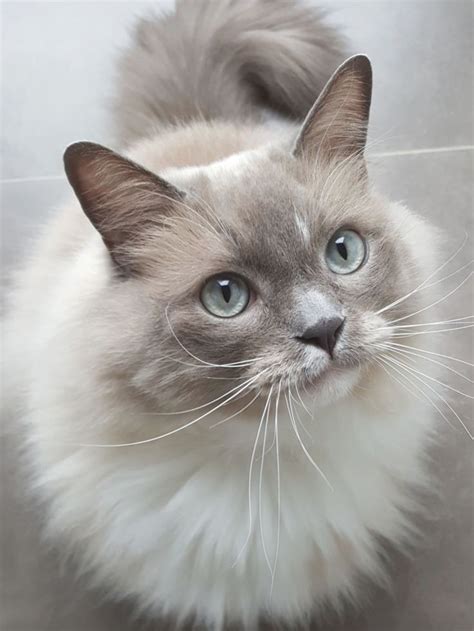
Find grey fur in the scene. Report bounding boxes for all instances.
[115,0,347,143]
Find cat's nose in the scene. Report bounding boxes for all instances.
[297,317,345,358]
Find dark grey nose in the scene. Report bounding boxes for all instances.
[297,317,345,357]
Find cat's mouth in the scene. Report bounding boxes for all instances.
[258,357,332,394]
[257,351,362,402]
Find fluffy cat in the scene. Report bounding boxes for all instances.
[3,1,443,629]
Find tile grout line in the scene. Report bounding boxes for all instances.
[371,145,474,158]
[2,145,473,185]
[2,174,67,184]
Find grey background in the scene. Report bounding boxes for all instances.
[1,1,473,630]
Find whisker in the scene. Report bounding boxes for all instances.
[259,385,274,577]
[288,388,313,443]
[375,234,469,316]
[143,373,263,417]
[381,341,474,368]
[380,352,473,399]
[379,354,472,439]
[389,323,474,338]
[270,381,282,598]
[379,315,474,330]
[374,356,435,410]
[375,356,456,431]
[422,258,473,290]
[208,390,262,428]
[165,304,261,368]
[159,353,255,374]
[233,387,274,568]
[294,381,313,419]
[286,393,333,489]
[258,417,276,461]
[77,371,266,448]
[375,343,473,384]
[386,271,473,325]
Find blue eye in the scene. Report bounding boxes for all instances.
[325,229,367,274]
[200,274,250,318]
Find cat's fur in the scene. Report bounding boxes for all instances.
[114,0,346,143]
[3,1,440,630]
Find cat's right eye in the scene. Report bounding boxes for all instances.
[200,274,250,318]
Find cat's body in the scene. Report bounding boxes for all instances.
[3,1,440,629]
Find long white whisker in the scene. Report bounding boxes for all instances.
[375,235,469,316]
[77,371,265,448]
[286,393,333,490]
[161,353,257,374]
[294,381,313,419]
[382,341,474,367]
[114,349,255,376]
[145,375,262,418]
[375,356,455,431]
[165,304,261,368]
[259,386,274,577]
[270,381,282,598]
[389,323,474,338]
[422,258,473,290]
[374,357,434,410]
[380,353,473,399]
[379,354,472,439]
[209,390,262,428]
[288,389,313,443]
[376,343,473,384]
[380,315,474,330]
[386,272,473,325]
[233,387,274,567]
[258,418,276,460]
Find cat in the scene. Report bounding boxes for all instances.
[3,1,444,629]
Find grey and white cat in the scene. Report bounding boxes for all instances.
[4,1,444,629]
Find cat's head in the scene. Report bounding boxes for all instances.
[64,56,437,415]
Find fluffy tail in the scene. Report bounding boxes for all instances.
[115,0,346,143]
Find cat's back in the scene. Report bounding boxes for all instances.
[123,119,292,174]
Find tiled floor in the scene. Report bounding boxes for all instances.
[1,1,473,630]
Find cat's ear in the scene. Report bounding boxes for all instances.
[293,55,372,163]
[64,141,184,274]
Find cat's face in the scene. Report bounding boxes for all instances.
[63,56,437,413]
[122,152,432,410]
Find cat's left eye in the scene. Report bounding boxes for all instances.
[325,229,367,275]
[200,274,250,318]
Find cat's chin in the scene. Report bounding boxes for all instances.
[302,363,361,408]
[259,361,361,406]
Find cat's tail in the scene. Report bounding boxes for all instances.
[114,0,346,144]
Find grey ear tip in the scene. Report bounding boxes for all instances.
[63,141,103,164]
[346,53,371,66]
[347,54,372,76]
[63,142,85,165]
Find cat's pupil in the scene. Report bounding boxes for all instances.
[335,237,348,260]
[219,280,232,303]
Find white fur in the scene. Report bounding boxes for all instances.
[294,211,311,246]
